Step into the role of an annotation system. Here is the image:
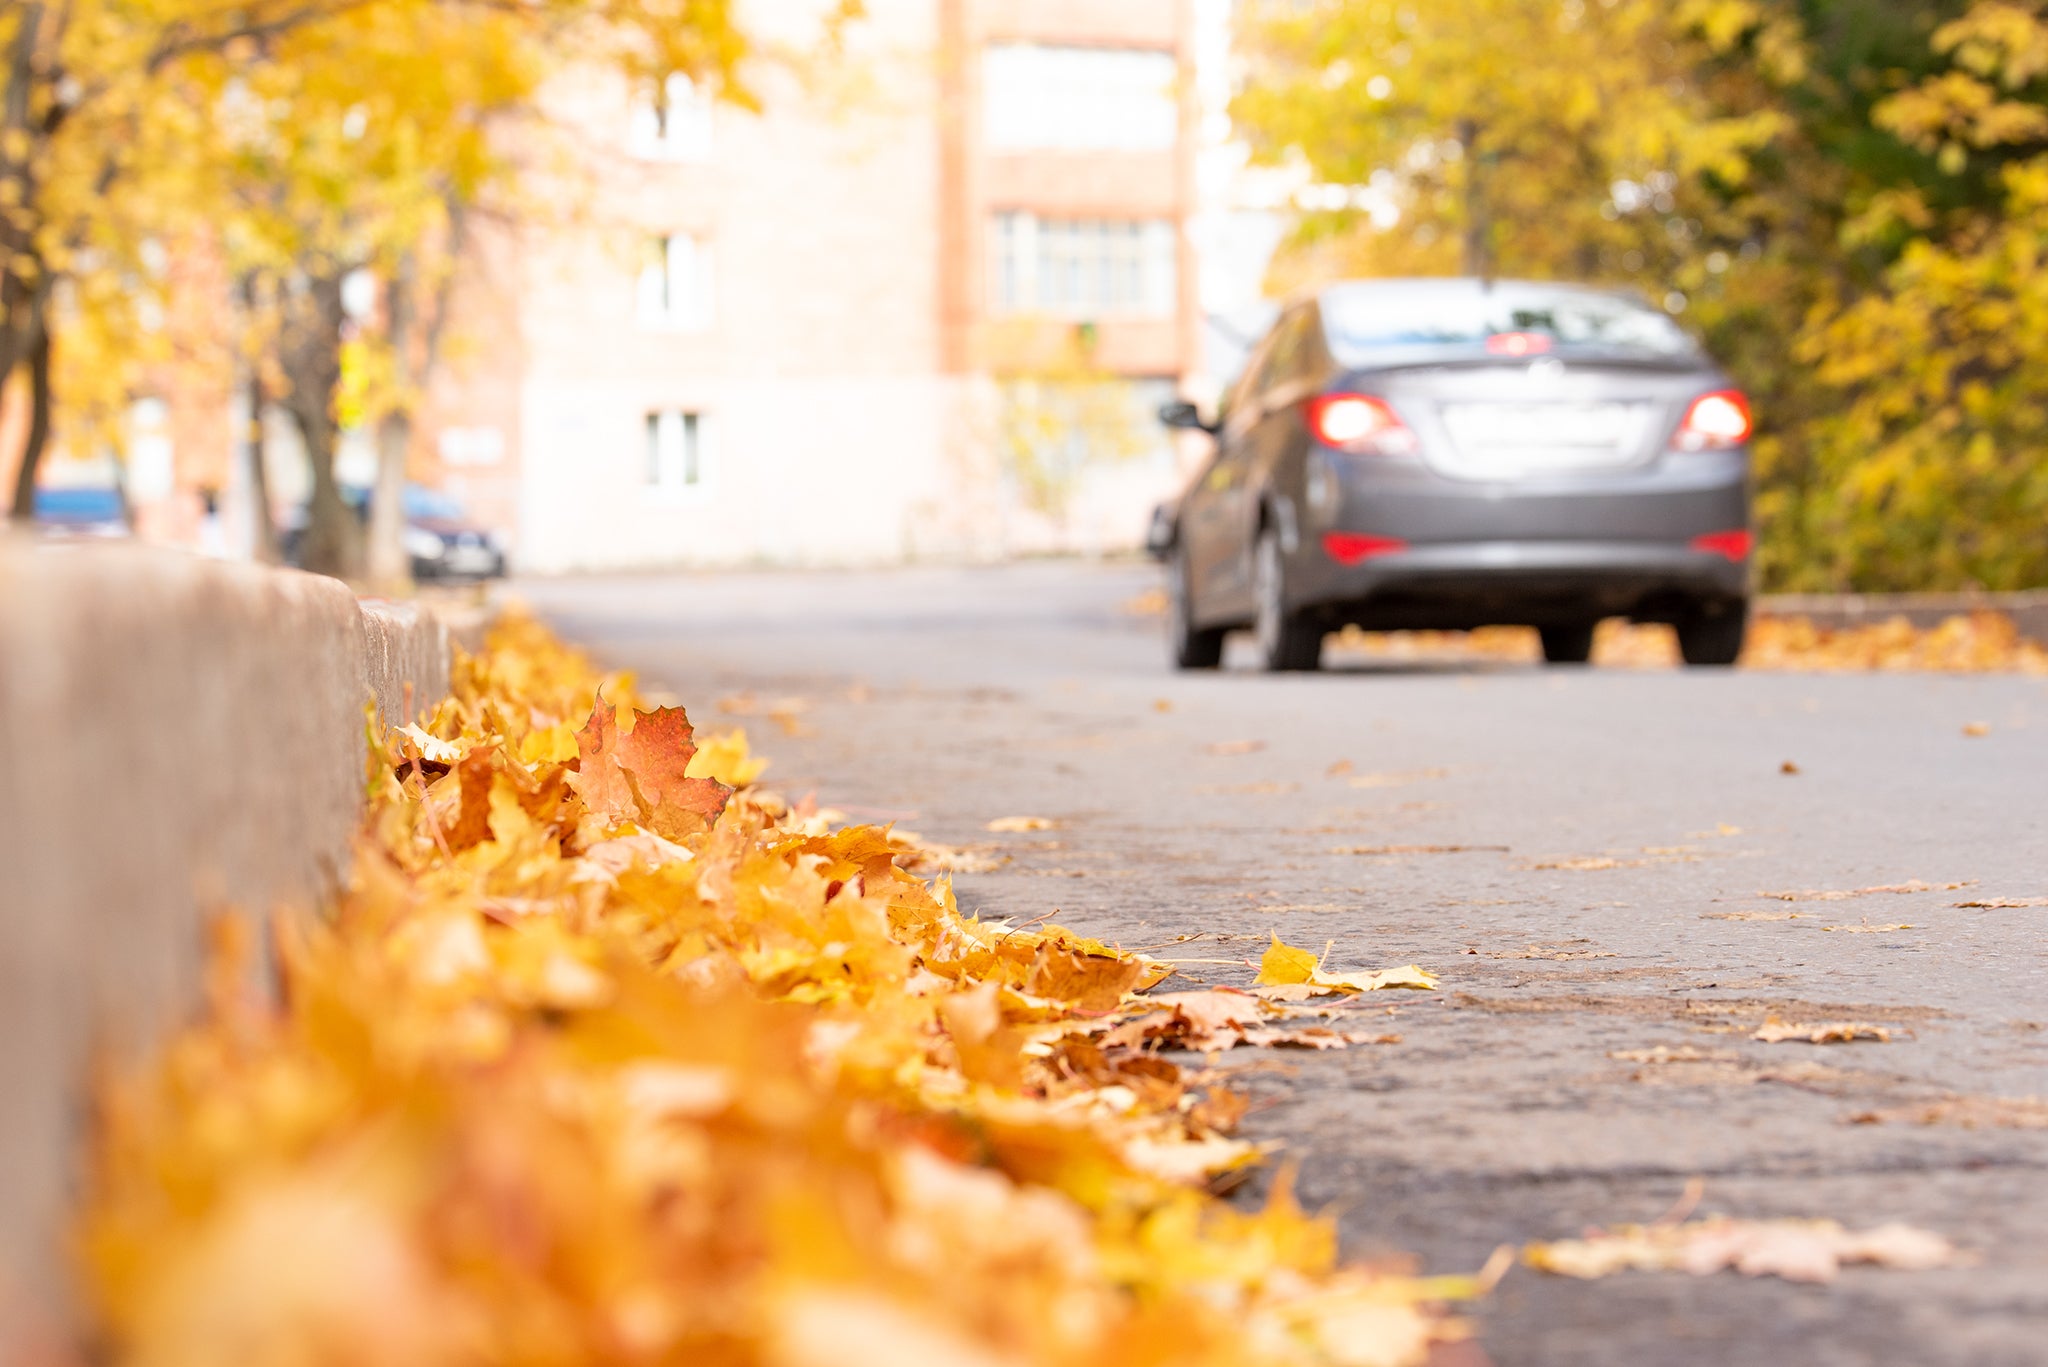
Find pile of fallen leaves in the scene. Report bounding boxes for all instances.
[73,610,1466,1367]
[1329,610,2048,673]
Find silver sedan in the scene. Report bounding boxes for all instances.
[1156,278,1753,671]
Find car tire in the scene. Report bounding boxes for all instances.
[1253,529,1323,672]
[1678,599,1748,667]
[1168,545,1226,670]
[1539,622,1597,665]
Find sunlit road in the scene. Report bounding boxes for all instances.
[519,560,2048,1367]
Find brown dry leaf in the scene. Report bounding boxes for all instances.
[1122,588,1169,617]
[1026,941,1145,1013]
[1752,1016,1893,1044]
[1331,844,1508,856]
[1780,760,1801,774]
[1850,1095,2048,1129]
[1204,739,1267,756]
[1701,910,1806,922]
[985,815,1059,833]
[569,694,731,841]
[1492,942,1616,960]
[1956,896,2048,908]
[1820,923,1914,934]
[1525,856,1643,871]
[1526,1217,1965,1283]
[1347,768,1448,789]
[1744,611,2048,675]
[1610,1046,1741,1064]
[1325,759,1355,778]
[1757,880,1963,902]
[1962,721,1992,737]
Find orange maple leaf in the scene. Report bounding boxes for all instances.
[570,694,731,840]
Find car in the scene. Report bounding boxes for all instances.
[1154,277,1753,671]
[32,486,129,538]
[396,485,507,579]
[281,483,507,579]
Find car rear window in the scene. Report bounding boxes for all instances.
[1321,282,1697,363]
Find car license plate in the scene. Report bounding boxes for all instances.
[1441,402,1637,467]
[446,545,495,573]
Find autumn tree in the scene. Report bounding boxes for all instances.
[3,0,754,564]
[1794,0,2048,588]
[2,0,347,520]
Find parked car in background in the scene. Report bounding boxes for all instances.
[32,486,128,538]
[1153,278,1753,671]
[282,484,507,580]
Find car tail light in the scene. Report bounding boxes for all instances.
[1324,532,1408,565]
[1485,331,1552,357]
[1306,393,1417,455]
[1674,390,1753,450]
[1691,529,1753,561]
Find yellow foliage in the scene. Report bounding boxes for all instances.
[75,611,1466,1366]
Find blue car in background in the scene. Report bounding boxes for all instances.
[32,487,128,538]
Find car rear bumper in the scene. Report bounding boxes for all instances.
[1292,539,1749,629]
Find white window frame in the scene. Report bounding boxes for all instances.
[984,44,1179,153]
[644,409,712,498]
[629,71,715,162]
[989,212,1179,318]
[636,233,715,331]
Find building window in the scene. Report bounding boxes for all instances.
[984,44,1178,152]
[645,410,707,490]
[990,214,1178,316]
[630,72,714,161]
[637,233,714,330]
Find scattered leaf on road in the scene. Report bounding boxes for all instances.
[1526,856,1644,871]
[1347,768,1448,788]
[1204,739,1267,756]
[1331,844,1508,856]
[1758,880,1965,902]
[1962,722,1991,737]
[1753,1017,1893,1044]
[1256,935,1438,994]
[1525,1217,1966,1282]
[1702,910,1806,922]
[1956,897,2048,908]
[1821,923,1915,933]
[1850,1095,2048,1129]
[986,815,1060,832]
[1780,760,1802,774]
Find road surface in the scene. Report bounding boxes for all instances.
[516,560,2048,1367]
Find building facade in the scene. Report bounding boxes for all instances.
[418,0,1202,572]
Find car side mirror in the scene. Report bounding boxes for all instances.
[1158,399,1216,434]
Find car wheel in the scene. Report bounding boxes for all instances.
[1168,546,1226,670]
[1538,621,1597,665]
[1253,529,1323,672]
[1678,599,1748,667]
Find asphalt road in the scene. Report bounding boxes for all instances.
[516,560,2048,1367]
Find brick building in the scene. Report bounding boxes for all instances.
[419,0,1203,571]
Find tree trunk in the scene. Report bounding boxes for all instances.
[245,358,281,564]
[7,313,50,522]
[366,262,415,593]
[280,270,360,580]
[1459,117,1491,281]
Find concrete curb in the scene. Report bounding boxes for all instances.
[0,537,451,1334]
[1758,590,2048,643]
